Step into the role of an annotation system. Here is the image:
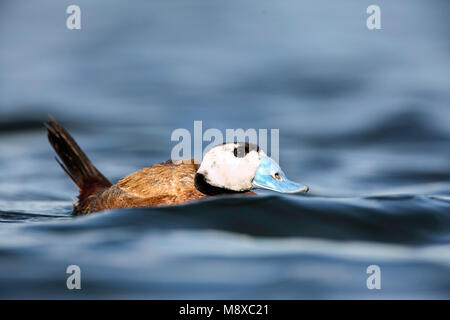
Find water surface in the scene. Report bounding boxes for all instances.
[0,0,449,299]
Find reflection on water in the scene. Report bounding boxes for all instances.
[0,0,449,298]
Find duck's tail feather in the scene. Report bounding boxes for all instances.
[45,116,112,201]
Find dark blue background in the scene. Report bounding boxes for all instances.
[0,0,449,298]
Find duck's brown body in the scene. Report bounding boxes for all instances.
[74,161,208,214]
[77,160,208,214]
[45,118,215,215]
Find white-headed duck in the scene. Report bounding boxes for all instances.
[45,117,309,215]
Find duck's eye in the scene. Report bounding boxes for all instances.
[233,143,258,158]
[273,172,281,180]
[233,146,246,158]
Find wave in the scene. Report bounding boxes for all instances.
[22,193,450,246]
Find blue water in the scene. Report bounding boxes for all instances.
[0,0,449,299]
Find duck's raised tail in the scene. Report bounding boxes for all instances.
[45,117,112,202]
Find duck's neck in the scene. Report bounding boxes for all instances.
[194,173,244,196]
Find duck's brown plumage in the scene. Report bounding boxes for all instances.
[45,118,211,215]
[78,160,209,214]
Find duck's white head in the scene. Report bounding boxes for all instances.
[195,142,309,195]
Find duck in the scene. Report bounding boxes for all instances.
[45,117,309,215]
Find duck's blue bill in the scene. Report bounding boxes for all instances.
[252,155,309,193]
